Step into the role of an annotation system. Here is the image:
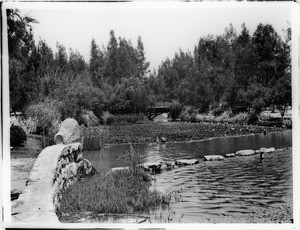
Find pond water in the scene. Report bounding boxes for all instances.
[84,131,292,221]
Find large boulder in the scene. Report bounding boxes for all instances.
[235,149,255,156]
[54,118,81,144]
[77,158,98,177]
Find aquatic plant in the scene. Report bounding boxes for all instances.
[58,145,174,222]
[81,127,104,150]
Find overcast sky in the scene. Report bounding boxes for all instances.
[13,2,292,71]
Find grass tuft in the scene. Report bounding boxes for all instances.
[58,168,171,218]
[58,145,173,222]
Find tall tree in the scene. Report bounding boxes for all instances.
[105,30,119,84]
[7,9,38,112]
[136,36,150,78]
[54,42,68,72]
[89,39,105,88]
[68,48,87,74]
[252,24,281,87]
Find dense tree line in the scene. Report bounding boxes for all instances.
[149,23,291,117]
[8,9,291,127]
[8,9,150,126]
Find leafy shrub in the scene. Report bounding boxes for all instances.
[259,111,271,121]
[10,125,27,147]
[195,111,248,124]
[81,127,104,150]
[106,115,115,125]
[26,99,62,136]
[180,106,198,122]
[34,126,49,135]
[212,106,225,117]
[247,113,259,125]
[215,111,231,123]
[227,112,248,124]
[136,113,151,124]
[169,100,182,121]
[10,116,37,134]
[195,113,215,123]
[283,119,292,128]
[190,113,197,123]
[179,112,189,122]
[79,109,100,127]
[101,111,115,125]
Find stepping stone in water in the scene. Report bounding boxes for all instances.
[224,153,235,158]
[203,155,224,161]
[143,162,162,172]
[235,149,255,156]
[266,147,275,153]
[256,147,275,154]
[110,166,130,172]
[161,161,176,170]
[175,159,200,166]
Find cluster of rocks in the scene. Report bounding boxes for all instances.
[225,147,276,158]
[52,119,99,211]
[126,147,281,174]
[141,159,200,173]
[52,143,98,211]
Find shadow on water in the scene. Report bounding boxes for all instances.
[84,130,292,221]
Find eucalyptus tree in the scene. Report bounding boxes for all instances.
[252,23,291,114]
[7,9,38,112]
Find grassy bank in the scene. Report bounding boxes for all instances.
[87,122,286,146]
[58,168,174,223]
[58,146,176,222]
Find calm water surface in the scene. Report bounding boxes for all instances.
[84,131,292,221]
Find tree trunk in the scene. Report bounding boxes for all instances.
[280,106,286,122]
[42,127,46,148]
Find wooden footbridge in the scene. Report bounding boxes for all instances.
[147,104,170,120]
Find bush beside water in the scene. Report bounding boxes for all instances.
[10,125,27,147]
[101,112,148,125]
[58,146,173,222]
[178,108,248,124]
[81,127,104,150]
[58,168,171,219]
